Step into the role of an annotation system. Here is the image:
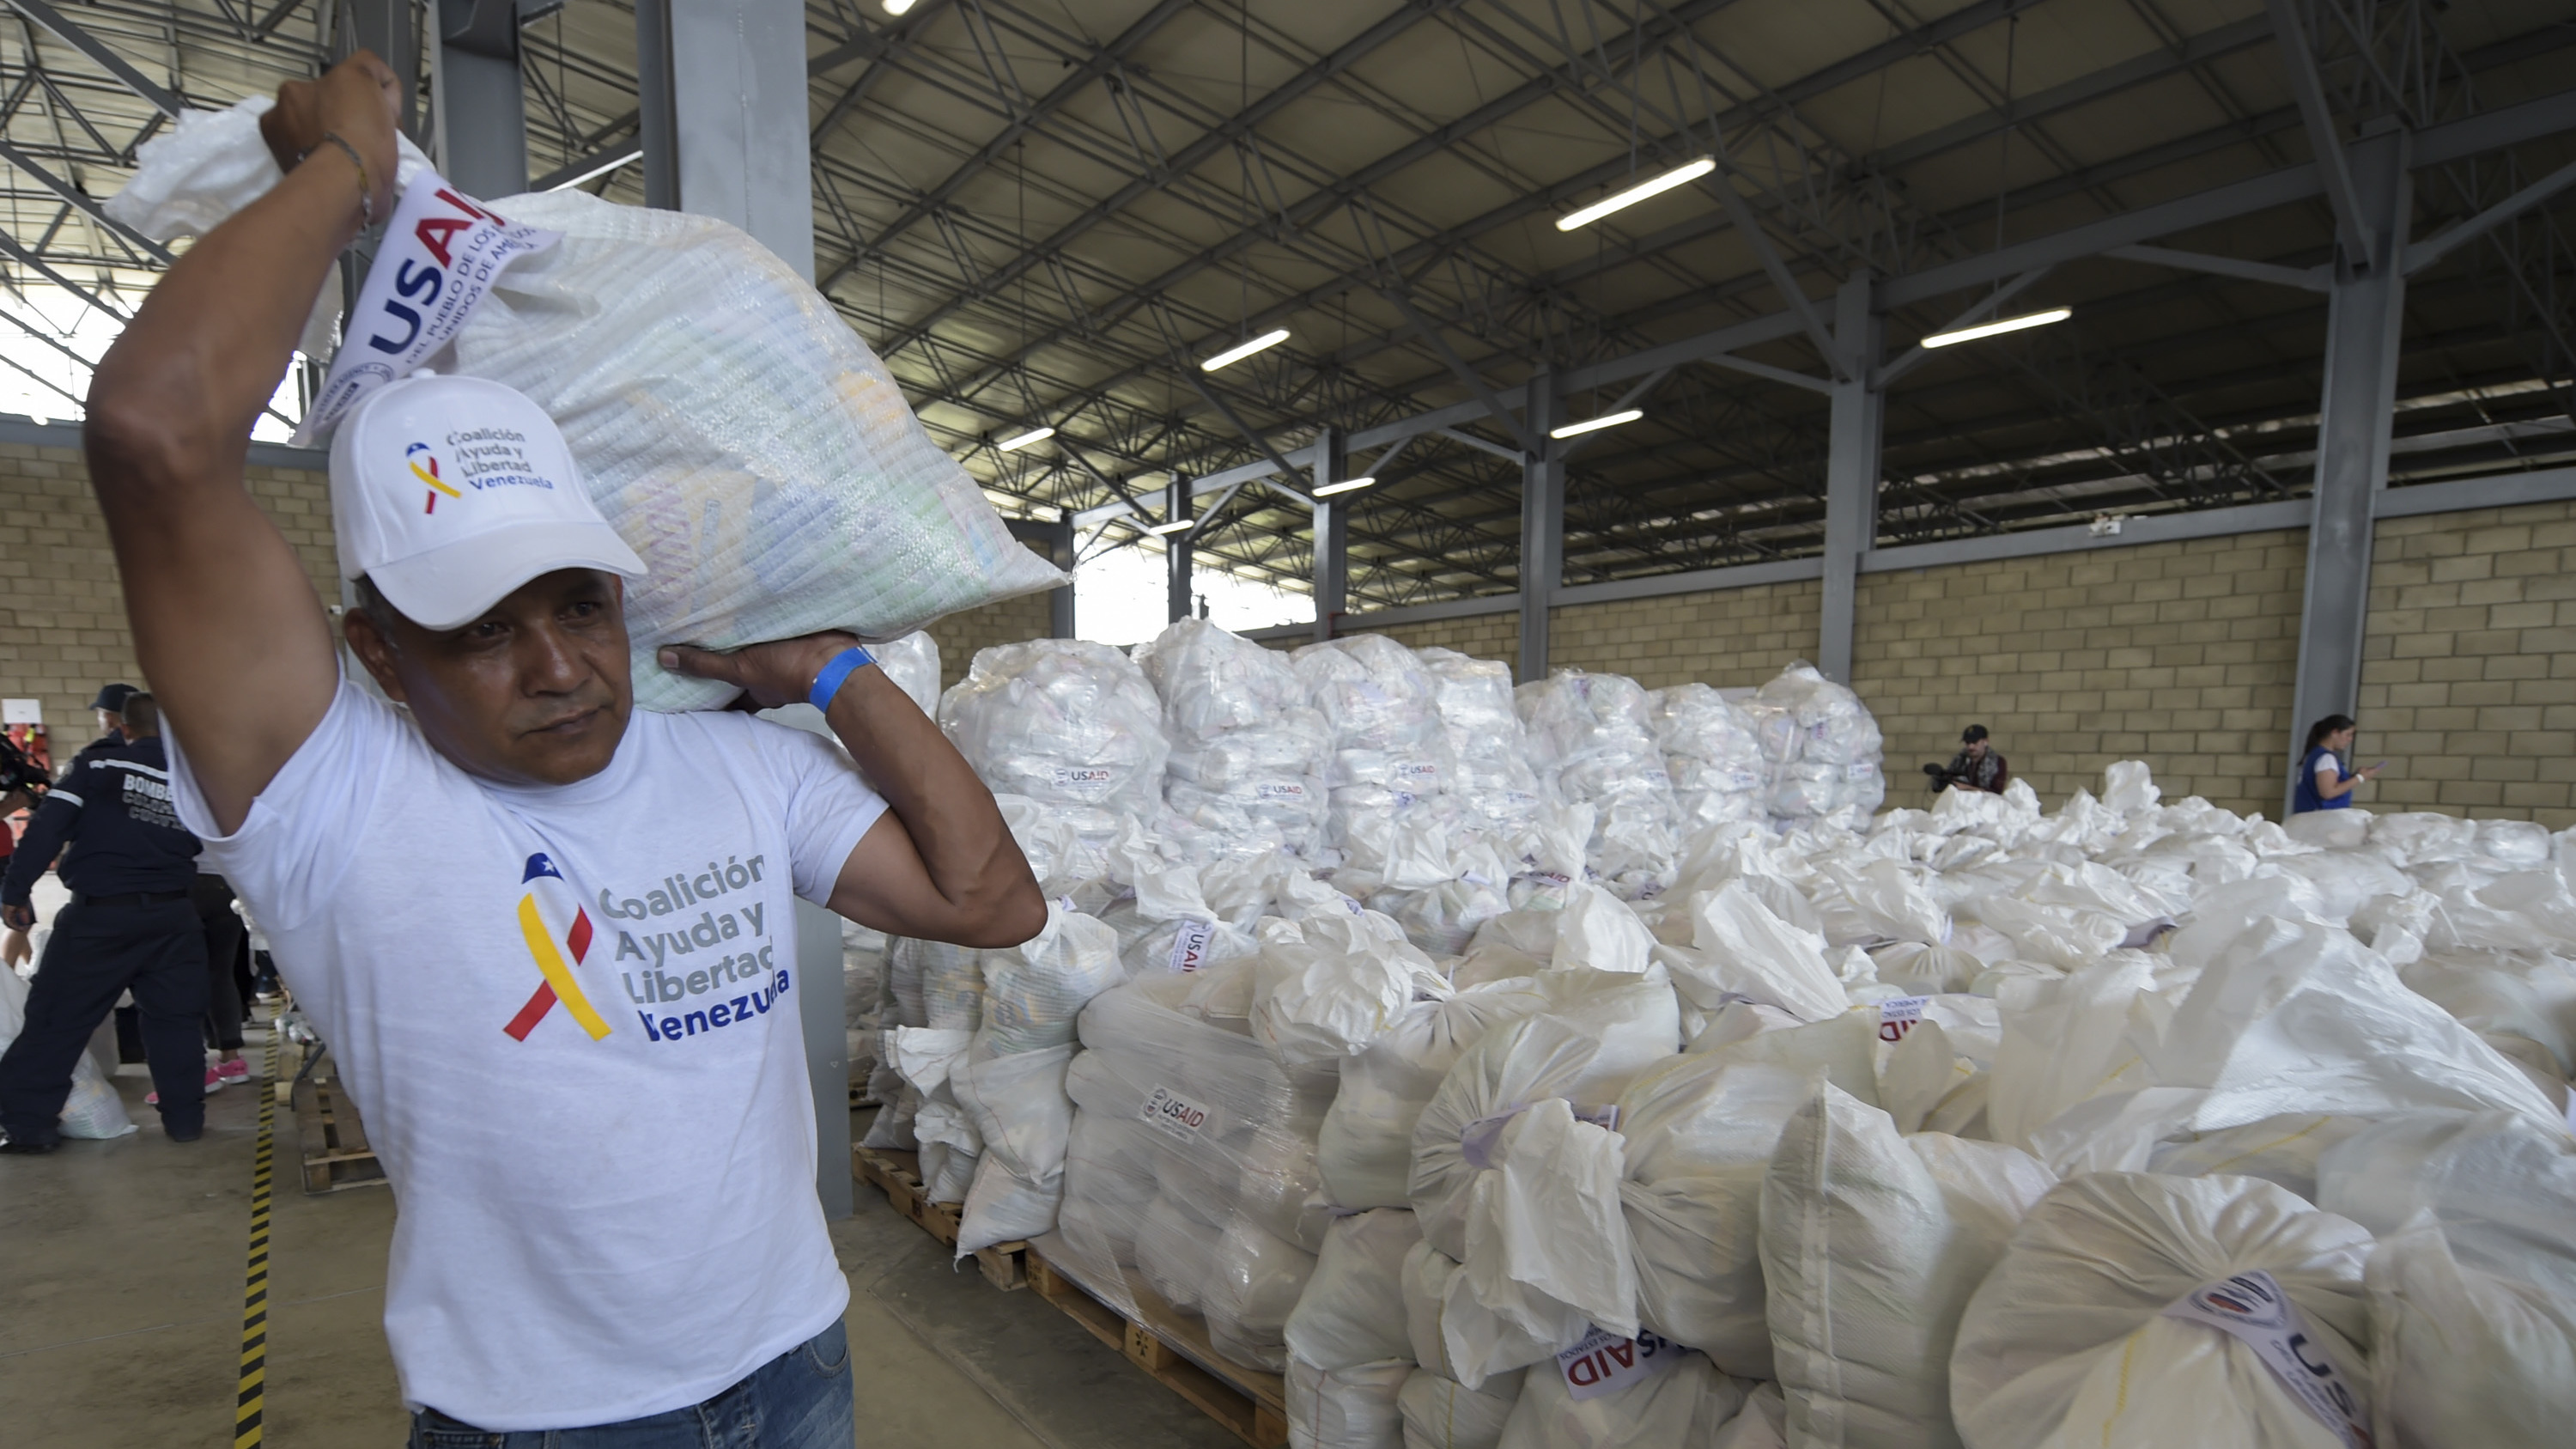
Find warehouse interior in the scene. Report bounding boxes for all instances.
[3,1,2576,1446]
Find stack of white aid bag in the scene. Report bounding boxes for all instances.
[1134,618,1329,861]
[1285,1209,1425,1449]
[1647,684,1766,833]
[949,905,1125,1252]
[1515,671,1680,899]
[1416,648,1546,858]
[1051,961,1338,1373]
[869,630,943,715]
[1293,636,1461,898]
[939,641,1171,882]
[1738,661,1886,827]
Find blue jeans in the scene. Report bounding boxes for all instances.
[406,1321,853,1449]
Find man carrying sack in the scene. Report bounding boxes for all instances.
[82,52,1044,1446]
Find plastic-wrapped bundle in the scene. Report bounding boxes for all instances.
[1138,619,1330,859]
[940,641,1170,873]
[1051,962,1328,1376]
[1417,648,1544,841]
[871,630,942,715]
[1516,671,1679,898]
[1647,684,1766,833]
[1319,982,1554,1210]
[842,918,888,1099]
[1294,636,1459,885]
[1745,661,1885,825]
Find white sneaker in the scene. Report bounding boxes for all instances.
[146,1066,224,1106]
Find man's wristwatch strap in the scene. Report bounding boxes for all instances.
[808,646,878,714]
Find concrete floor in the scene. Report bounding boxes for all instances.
[0,1029,1233,1449]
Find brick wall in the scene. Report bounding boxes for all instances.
[923,584,1059,697]
[1342,607,1522,662]
[0,440,340,754]
[1544,580,1824,691]
[1851,531,2309,819]
[2360,499,2576,827]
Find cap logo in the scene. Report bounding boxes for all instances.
[407,441,459,514]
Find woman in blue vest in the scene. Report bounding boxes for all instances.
[2292,714,2379,813]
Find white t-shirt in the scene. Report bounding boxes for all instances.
[170,679,888,1430]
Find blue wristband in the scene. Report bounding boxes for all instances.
[808,645,876,713]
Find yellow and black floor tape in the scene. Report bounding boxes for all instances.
[235,1026,278,1449]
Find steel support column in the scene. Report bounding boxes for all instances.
[1166,476,1194,625]
[1819,274,1883,683]
[1007,517,1078,637]
[345,1,419,136]
[636,0,814,280]
[1518,374,1563,684]
[1311,430,1347,642]
[431,0,526,200]
[626,0,831,1209]
[2288,123,2412,809]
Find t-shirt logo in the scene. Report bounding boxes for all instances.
[408,441,459,514]
[503,852,612,1043]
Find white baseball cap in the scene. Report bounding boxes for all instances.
[330,373,645,630]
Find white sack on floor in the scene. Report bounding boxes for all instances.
[1494,1342,1747,1449]
[1206,1216,1320,1371]
[2313,1111,2576,1448]
[0,968,135,1140]
[1454,1099,1637,1345]
[1674,881,1848,1022]
[1398,1367,1521,1449]
[1949,1172,2374,1449]
[1712,1382,1789,1449]
[1320,983,1552,1210]
[1411,1016,1604,1258]
[1290,1357,1413,1449]
[1551,883,1656,974]
[1286,1209,1424,1370]
[1254,911,1451,1068]
[1759,1082,2056,1449]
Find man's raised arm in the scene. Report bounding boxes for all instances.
[83,56,402,834]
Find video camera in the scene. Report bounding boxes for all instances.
[1922,761,1966,794]
[0,733,50,803]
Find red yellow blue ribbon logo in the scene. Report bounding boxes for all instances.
[504,853,611,1042]
[408,441,459,514]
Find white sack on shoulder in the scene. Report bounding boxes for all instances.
[1759,1082,2055,1449]
[1949,1172,2373,1449]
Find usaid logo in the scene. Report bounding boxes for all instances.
[365,186,508,358]
[1139,1085,1211,1142]
[2184,1274,2290,1331]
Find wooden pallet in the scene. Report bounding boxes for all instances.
[1025,1246,1289,1449]
[848,1144,1027,1291]
[289,1068,386,1195]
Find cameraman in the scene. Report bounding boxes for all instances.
[1932,725,2010,795]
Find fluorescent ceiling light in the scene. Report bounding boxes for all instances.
[1556,157,1716,232]
[1143,518,1195,535]
[996,425,1055,452]
[546,146,640,192]
[1200,328,1291,372]
[1313,476,1376,496]
[1921,307,2072,349]
[884,0,918,14]
[1547,409,1643,440]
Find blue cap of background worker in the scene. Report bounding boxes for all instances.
[88,683,137,713]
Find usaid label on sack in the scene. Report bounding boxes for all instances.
[1050,765,1116,798]
[1139,1084,1213,1142]
[1255,781,1308,801]
[1165,917,1216,973]
[1878,995,1931,1043]
[2162,1271,2371,1449]
[1554,1326,1678,1401]
[293,171,560,445]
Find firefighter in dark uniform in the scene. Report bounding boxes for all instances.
[70,681,139,771]
[0,691,209,1150]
